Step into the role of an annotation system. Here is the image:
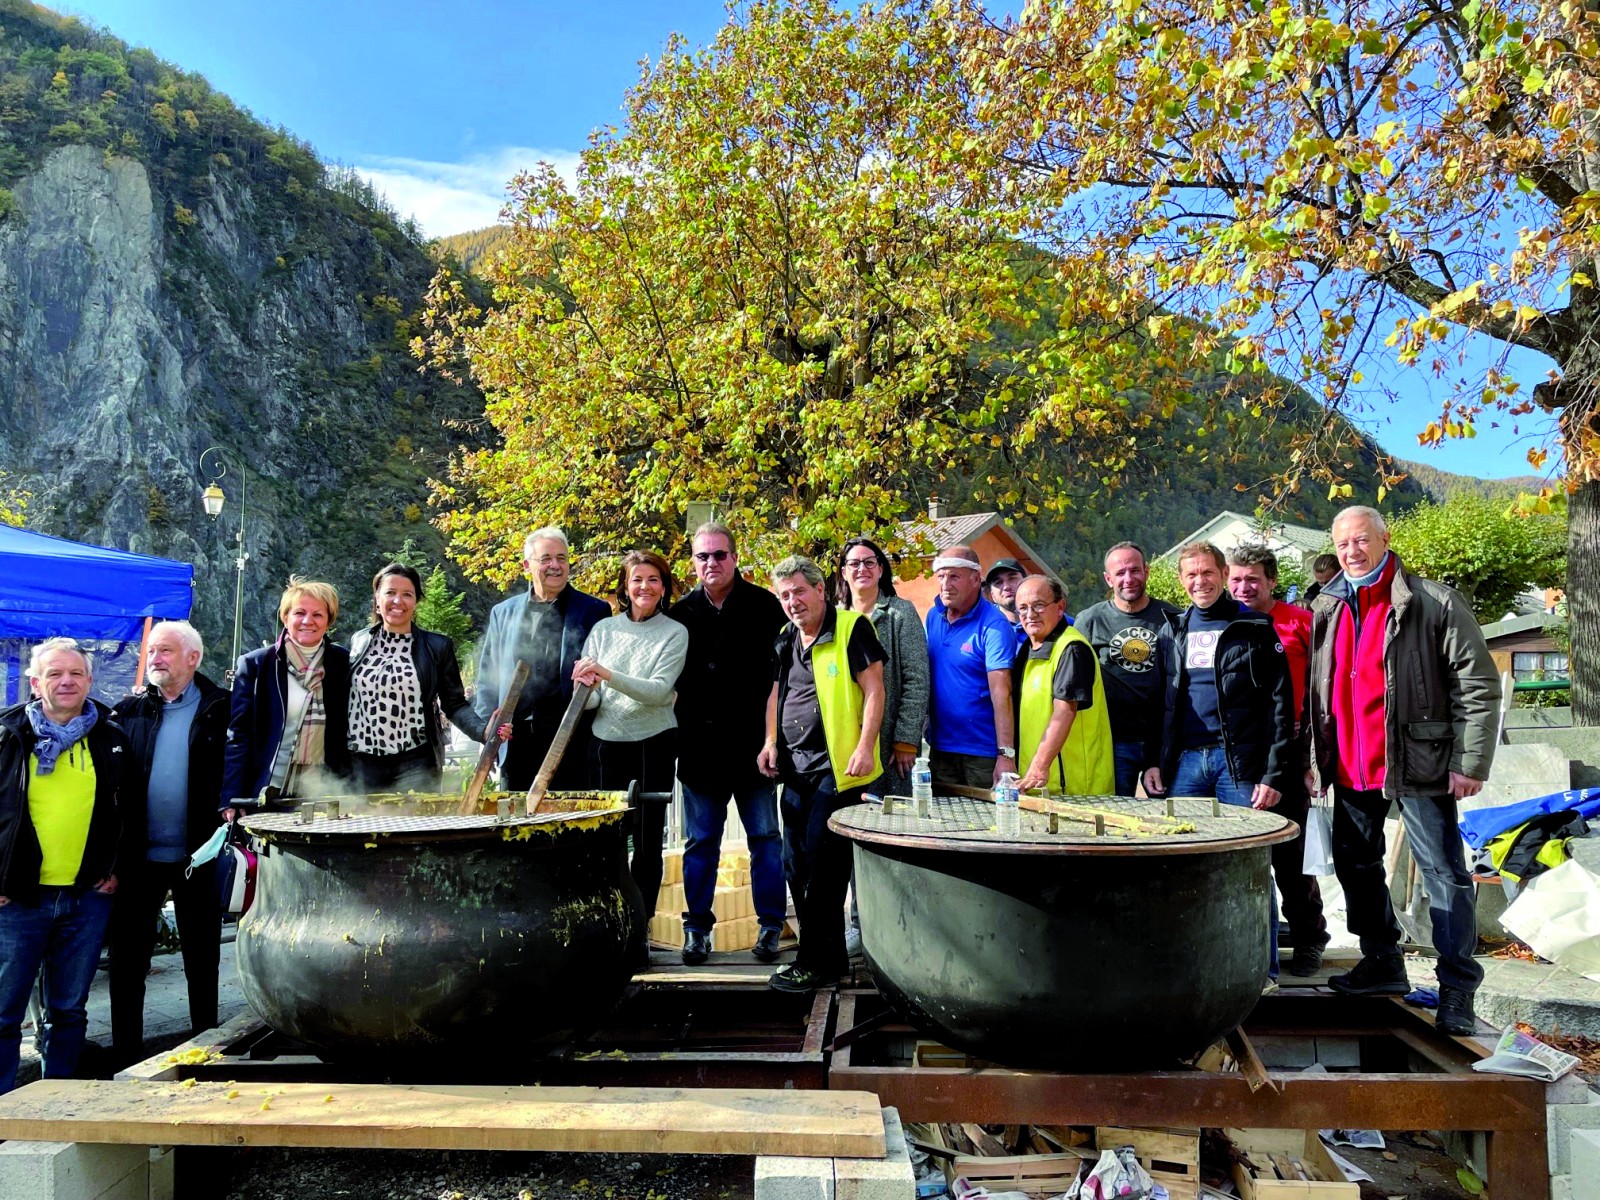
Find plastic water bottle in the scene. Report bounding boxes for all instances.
[995,772,1021,838]
[911,755,933,815]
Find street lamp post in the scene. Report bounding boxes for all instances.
[199,446,248,669]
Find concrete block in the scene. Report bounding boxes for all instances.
[1548,1074,1597,1106]
[1549,1094,1600,1175]
[0,1141,150,1200]
[1247,1034,1316,1069]
[1312,1037,1362,1068]
[147,1148,174,1200]
[1477,742,1573,807]
[836,1108,914,1200]
[755,1155,833,1200]
[1553,1172,1573,1200]
[1571,1129,1600,1200]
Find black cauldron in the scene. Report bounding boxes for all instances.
[831,794,1295,1071]
[236,794,641,1059]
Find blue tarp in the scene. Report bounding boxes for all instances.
[0,524,193,641]
[1459,789,1600,849]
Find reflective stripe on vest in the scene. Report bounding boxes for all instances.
[812,609,883,791]
[1017,625,1115,795]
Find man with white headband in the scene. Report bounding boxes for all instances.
[924,545,1019,787]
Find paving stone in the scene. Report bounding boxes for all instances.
[755,1155,833,1200]
[836,1108,914,1200]
[0,1140,149,1200]
[1571,1129,1600,1200]
[1549,1095,1600,1176]
[1475,956,1600,1039]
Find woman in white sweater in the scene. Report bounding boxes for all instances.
[573,549,688,917]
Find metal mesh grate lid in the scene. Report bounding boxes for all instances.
[240,797,626,838]
[830,795,1294,856]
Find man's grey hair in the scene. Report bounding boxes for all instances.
[692,520,737,557]
[1227,542,1279,581]
[1333,505,1388,534]
[150,620,204,661]
[522,526,569,557]
[1019,574,1064,603]
[770,555,825,587]
[27,637,92,678]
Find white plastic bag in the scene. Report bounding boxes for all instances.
[1501,857,1600,982]
[1303,800,1335,876]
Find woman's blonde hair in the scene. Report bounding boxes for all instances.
[277,576,340,627]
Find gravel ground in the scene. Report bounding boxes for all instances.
[217,1148,754,1200]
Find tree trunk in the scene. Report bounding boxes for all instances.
[1570,477,1600,726]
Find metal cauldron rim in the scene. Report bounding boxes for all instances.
[239,793,630,845]
[831,794,1296,857]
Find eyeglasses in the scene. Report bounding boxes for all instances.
[1015,603,1058,616]
[532,554,568,566]
[693,550,731,563]
[844,558,879,571]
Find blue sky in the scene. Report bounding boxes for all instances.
[59,0,1560,482]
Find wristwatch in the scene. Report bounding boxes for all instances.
[997,746,1017,758]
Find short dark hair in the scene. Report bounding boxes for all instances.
[615,549,675,615]
[692,521,736,557]
[1226,542,1279,581]
[1104,540,1147,565]
[1313,552,1339,575]
[834,537,898,605]
[371,562,424,625]
[1177,541,1227,573]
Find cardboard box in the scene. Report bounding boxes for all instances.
[1225,1129,1358,1199]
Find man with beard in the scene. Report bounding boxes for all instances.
[1074,542,1178,795]
[983,558,1028,646]
[474,527,611,791]
[110,621,229,1064]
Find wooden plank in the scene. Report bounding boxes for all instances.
[0,1080,887,1158]
[116,1011,263,1083]
[1095,1125,1199,1166]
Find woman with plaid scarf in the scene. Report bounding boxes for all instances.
[221,579,352,813]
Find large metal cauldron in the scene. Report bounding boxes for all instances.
[831,795,1294,1071]
[236,794,641,1059]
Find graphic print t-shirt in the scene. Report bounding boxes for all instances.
[1178,602,1236,746]
[1072,599,1177,745]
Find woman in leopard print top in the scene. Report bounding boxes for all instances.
[347,563,482,792]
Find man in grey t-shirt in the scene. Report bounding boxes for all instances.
[1072,541,1178,796]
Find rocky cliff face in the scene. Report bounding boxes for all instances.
[0,141,482,656]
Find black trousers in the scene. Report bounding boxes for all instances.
[781,771,862,977]
[351,745,441,793]
[501,710,593,793]
[592,729,676,919]
[108,859,221,1063]
[1272,776,1329,949]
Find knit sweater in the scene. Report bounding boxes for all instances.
[580,611,690,743]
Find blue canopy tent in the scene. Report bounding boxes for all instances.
[0,524,195,705]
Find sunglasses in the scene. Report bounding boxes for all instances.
[693,550,731,563]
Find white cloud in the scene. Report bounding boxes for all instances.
[352,146,584,239]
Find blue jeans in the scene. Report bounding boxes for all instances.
[0,886,114,1094]
[1333,788,1484,993]
[1113,741,1146,797]
[780,772,860,976]
[680,778,785,933]
[1170,746,1280,977]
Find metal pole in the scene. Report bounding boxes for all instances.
[231,469,247,667]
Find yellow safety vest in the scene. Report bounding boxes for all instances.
[810,609,883,791]
[1018,625,1114,795]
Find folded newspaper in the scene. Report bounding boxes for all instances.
[1471,1026,1581,1081]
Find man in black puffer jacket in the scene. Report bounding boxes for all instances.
[109,621,229,1067]
[1143,541,1295,979]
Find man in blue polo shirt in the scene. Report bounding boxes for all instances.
[926,545,1019,788]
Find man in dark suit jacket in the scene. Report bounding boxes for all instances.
[473,527,611,790]
[110,620,229,1065]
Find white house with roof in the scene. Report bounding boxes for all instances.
[1157,511,1330,572]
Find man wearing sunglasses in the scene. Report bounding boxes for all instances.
[670,522,788,966]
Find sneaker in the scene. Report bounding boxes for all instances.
[682,929,710,966]
[1328,954,1409,996]
[769,964,829,993]
[1285,942,1326,977]
[1437,986,1477,1035]
[751,926,782,963]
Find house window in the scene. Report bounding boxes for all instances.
[1513,651,1569,682]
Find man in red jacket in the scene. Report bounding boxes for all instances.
[1305,507,1501,1036]
[1228,543,1328,976]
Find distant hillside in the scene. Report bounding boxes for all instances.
[0,1,491,646]
[1395,457,1547,503]
[433,225,513,275]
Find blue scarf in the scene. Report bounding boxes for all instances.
[1344,550,1392,591]
[26,702,98,776]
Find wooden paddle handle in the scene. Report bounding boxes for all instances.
[527,681,594,815]
[458,662,530,816]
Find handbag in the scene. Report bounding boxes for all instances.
[1303,799,1335,876]
[190,818,258,916]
